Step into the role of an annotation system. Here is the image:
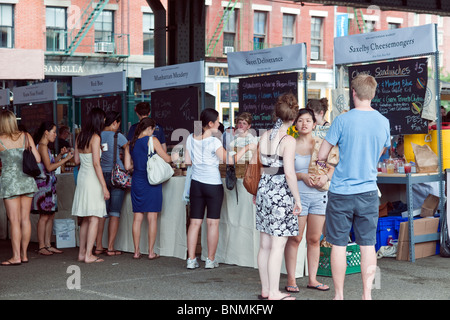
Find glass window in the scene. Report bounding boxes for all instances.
[46,7,66,51]
[388,23,400,30]
[282,14,295,46]
[0,4,13,48]
[310,17,323,60]
[143,13,154,55]
[223,9,236,49]
[253,11,266,50]
[95,10,113,42]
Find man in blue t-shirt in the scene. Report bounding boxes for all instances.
[317,74,390,300]
[127,102,166,152]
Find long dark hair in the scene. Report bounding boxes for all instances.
[200,108,219,132]
[130,117,156,152]
[34,121,56,144]
[105,111,122,127]
[77,107,106,150]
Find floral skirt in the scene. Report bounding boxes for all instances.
[255,173,299,237]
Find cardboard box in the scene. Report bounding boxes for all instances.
[420,194,440,217]
[396,217,439,261]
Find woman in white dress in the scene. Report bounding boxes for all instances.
[72,108,110,263]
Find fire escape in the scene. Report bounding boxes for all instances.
[45,0,129,61]
[205,0,240,58]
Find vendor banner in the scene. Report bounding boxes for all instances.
[13,82,57,104]
[0,89,10,106]
[72,71,126,96]
[335,24,437,65]
[141,61,205,91]
[227,43,306,77]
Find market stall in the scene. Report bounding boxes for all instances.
[333,23,445,262]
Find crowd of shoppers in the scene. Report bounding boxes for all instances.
[0,74,388,301]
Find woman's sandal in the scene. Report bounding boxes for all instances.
[46,246,63,254]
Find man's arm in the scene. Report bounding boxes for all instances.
[317,139,334,162]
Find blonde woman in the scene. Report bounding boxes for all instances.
[0,110,40,266]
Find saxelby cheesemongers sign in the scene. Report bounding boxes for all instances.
[227,43,307,77]
[334,24,437,65]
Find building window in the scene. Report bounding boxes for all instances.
[364,20,376,33]
[143,12,154,55]
[388,23,400,30]
[46,7,66,52]
[282,14,295,46]
[0,4,13,48]
[310,17,323,60]
[94,10,114,53]
[223,9,236,52]
[253,11,266,50]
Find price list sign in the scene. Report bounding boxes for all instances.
[349,58,428,135]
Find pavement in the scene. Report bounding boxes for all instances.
[0,239,449,303]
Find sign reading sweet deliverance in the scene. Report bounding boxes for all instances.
[348,58,429,135]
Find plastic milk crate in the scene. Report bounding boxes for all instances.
[317,243,361,277]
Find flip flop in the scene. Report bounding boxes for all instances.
[133,253,142,259]
[285,285,300,293]
[38,247,53,256]
[307,284,330,291]
[46,246,63,254]
[148,254,160,260]
[1,260,22,266]
[85,257,104,264]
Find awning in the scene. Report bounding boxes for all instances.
[0,48,44,80]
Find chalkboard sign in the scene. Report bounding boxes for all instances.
[19,102,54,137]
[348,58,428,135]
[239,72,298,133]
[80,95,121,127]
[151,86,199,145]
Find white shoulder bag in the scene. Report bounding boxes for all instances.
[147,136,174,185]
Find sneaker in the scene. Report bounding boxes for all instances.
[205,258,219,269]
[186,257,199,269]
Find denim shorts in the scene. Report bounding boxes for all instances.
[299,192,327,216]
[103,172,126,218]
[325,190,379,246]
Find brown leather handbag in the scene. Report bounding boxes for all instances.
[243,144,261,196]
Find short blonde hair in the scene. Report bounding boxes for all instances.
[0,110,19,138]
[351,74,377,101]
[274,92,299,122]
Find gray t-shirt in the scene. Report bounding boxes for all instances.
[101,131,128,172]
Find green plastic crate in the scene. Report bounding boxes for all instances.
[317,244,361,277]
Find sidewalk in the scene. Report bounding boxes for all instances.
[0,239,449,300]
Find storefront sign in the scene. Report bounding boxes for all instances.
[141,61,205,91]
[13,82,57,104]
[335,24,437,65]
[0,89,10,106]
[227,43,307,77]
[72,71,126,96]
[336,13,349,38]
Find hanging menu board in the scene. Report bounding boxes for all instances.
[238,72,298,133]
[80,95,122,127]
[20,102,54,136]
[348,58,428,135]
[151,86,199,145]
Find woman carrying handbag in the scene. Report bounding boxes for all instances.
[0,110,40,266]
[95,111,128,256]
[124,117,171,260]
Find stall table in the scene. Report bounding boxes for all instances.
[377,172,444,262]
[0,174,307,277]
